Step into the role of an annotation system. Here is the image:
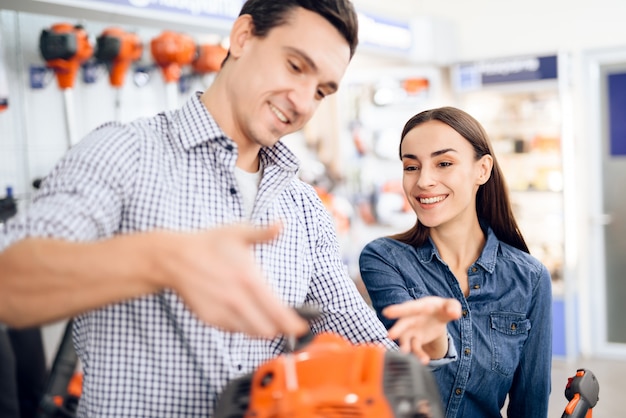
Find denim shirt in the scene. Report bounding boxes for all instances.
[359,226,552,418]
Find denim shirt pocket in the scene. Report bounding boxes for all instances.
[489,312,531,376]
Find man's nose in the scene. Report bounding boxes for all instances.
[288,81,317,118]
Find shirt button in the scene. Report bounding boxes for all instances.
[462,310,468,317]
[511,323,517,331]
[455,388,462,395]
[230,187,237,195]
[471,267,478,273]
[464,348,471,356]
[226,144,234,151]
[473,284,480,289]
[237,364,243,371]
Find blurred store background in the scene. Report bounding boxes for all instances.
[1,0,625,415]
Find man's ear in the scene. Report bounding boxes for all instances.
[477,154,493,185]
[228,14,254,59]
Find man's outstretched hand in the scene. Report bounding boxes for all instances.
[156,223,309,338]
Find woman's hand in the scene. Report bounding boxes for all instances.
[384,296,462,364]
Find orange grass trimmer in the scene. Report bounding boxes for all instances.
[39,23,93,148]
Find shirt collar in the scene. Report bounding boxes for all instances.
[178,91,228,151]
[177,92,300,175]
[416,222,500,273]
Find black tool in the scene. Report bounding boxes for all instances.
[562,368,599,418]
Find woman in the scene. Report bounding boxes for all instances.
[359,107,552,418]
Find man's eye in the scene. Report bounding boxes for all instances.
[404,166,418,172]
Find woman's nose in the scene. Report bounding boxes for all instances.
[416,166,436,189]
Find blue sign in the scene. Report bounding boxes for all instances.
[455,54,558,91]
[73,0,244,21]
[608,71,626,156]
[357,12,412,53]
[481,55,558,84]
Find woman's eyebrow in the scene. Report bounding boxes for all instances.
[401,148,457,160]
[431,148,456,157]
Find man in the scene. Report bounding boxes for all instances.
[0,1,460,416]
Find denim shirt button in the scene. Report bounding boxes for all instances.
[464,348,471,356]
[462,310,468,317]
[473,284,480,289]
[471,267,478,273]
[455,388,462,395]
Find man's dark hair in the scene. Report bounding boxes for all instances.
[238,0,359,58]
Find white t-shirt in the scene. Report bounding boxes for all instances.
[234,166,262,219]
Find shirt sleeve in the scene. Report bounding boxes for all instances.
[0,122,138,249]
[358,239,415,329]
[507,263,552,417]
[359,239,457,365]
[428,333,458,368]
[301,193,396,350]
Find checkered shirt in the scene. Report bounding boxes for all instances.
[0,92,395,417]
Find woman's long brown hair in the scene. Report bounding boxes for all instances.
[390,106,529,253]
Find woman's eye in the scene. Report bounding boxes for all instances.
[316,89,326,100]
[439,161,452,167]
[289,61,301,72]
[404,166,419,172]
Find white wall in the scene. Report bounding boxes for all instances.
[354,0,626,60]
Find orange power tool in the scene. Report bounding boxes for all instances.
[95,27,143,88]
[39,23,93,148]
[150,31,196,83]
[39,23,93,89]
[192,43,228,74]
[214,331,444,418]
[150,31,196,110]
[562,368,599,418]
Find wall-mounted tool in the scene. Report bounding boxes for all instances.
[0,31,8,112]
[39,23,93,90]
[174,42,227,94]
[95,27,143,88]
[39,23,93,148]
[192,43,227,75]
[95,27,143,120]
[150,31,195,110]
[0,187,17,223]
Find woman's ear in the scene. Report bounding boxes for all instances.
[228,14,254,59]
[477,154,493,185]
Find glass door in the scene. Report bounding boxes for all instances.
[586,48,626,357]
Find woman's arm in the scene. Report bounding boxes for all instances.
[359,240,415,328]
[359,240,461,363]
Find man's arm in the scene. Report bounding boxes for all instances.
[0,224,308,337]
